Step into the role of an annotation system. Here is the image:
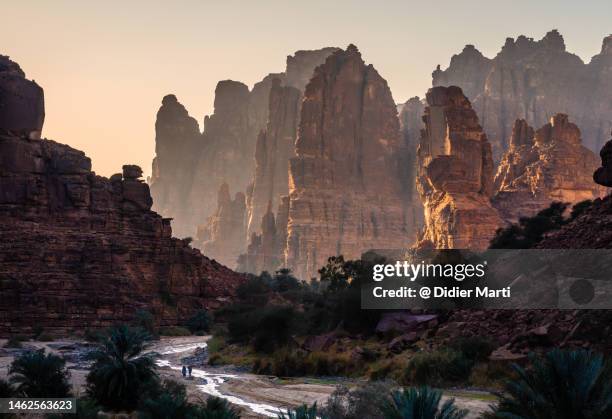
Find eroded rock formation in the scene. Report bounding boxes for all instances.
[196,183,247,269]
[433,31,612,159]
[0,134,244,336]
[417,86,503,249]
[149,94,203,236]
[286,45,413,279]
[247,79,301,237]
[151,48,338,239]
[0,55,44,139]
[0,60,244,336]
[494,115,606,222]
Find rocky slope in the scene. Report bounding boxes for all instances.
[433,31,612,159]
[494,115,606,222]
[150,48,337,239]
[286,45,413,279]
[0,61,245,337]
[416,86,503,249]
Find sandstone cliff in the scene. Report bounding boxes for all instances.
[416,86,503,249]
[0,55,44,139]
[150,48,338,239]
[433,31,612,159]
[286,45,413,279]
[494,115,606,222]
[247,79,301,238]
[0,134,244,336]
[0,61,244,336]
[196,183,247,269]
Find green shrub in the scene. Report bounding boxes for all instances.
[570,199,593,220]
[490,202,568,249]
[490,349,612,418]
[9,349,71,397]
[322,381,395,419]
[3,336,24,348]
[159,326,192,337]
[403,350,473,386]
[449,336,495,362]
[74,397,100,419]
[381,386,467,419]
[186,309,211,334]
[134,309,157,336]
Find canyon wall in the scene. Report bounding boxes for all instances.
[247,79,301,238]
[150,48,337,239]
[0,134,244,336]
[416,86,503,249]
[494,115,606,222]
[0,61,244,336]
[433,31,612,160]
[286,45,413,279]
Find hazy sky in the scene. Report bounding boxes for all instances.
[3,0,611,177]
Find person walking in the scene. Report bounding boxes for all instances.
[188,365,193,377]
[182,365,187,378]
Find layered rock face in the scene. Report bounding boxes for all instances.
[417,86,503,249]
[150,48,338,239]
[196,183,247,269]
[247,79,301,238]
[433,31,612,159]
[286,45,412,279]
[0,133,244,336]
[0,55,44,139]
[494,115,606,222]
[594,131,612,187]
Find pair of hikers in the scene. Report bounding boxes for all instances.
[181,365,193,378]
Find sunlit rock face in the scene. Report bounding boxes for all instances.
[196,183,247,269]
[0,55,44,139]
[494,115,606,222]
[286,45,413,279]
[247,79,301,239]
[150,48,338,240]
[433,31,612,159]
[417,86,503,249]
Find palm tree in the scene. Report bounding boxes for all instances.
[9,349,71,397]
[381,387,467,419]
[491,349,612,419]
[191,397,241,419]
[277,402,324,419]
[86,325,157,412]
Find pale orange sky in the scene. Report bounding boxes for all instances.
[2,0,611,177]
